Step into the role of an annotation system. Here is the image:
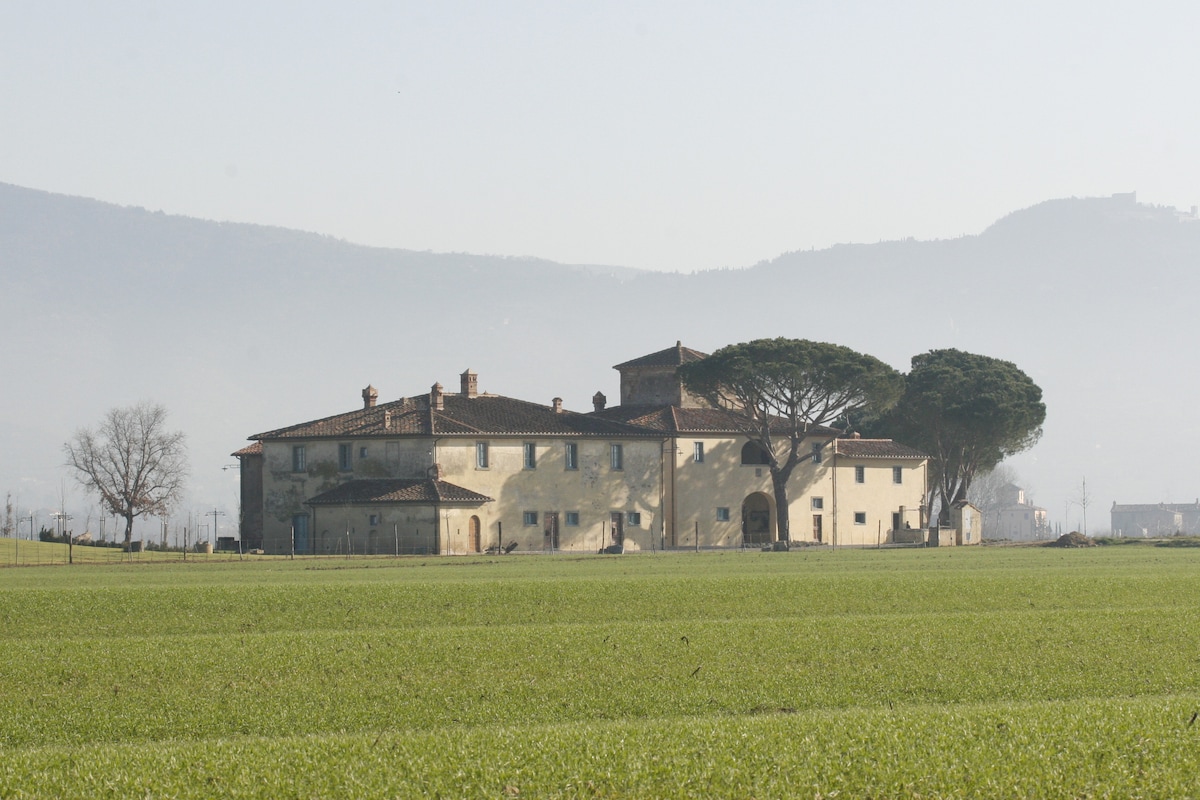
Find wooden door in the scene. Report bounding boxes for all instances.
[469,516,481,553]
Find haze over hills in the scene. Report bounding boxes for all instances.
[3,181,1198,539]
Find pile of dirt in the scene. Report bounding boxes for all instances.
[1048,531,1094,548]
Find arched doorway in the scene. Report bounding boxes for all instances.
[468,516,481,553]
[741,493,773,545]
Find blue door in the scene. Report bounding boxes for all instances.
[292,515,310,554]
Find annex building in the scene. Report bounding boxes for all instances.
[233,343,928,555]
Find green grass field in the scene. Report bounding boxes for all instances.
[2,542,1200,797]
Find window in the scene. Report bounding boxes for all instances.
[369,514,380,526]
[716,507,730,521]
[893,466,903,484]
[359,446,368,459]
[338,443,353,471]
[476,442,489,469]
[740,441,771,465]
[565,511,580,526]
[565,442,578,470]
[292,445,306,472]
[693,442,705,463]
[854,512,867,525]
[811,442,823,464]
[626,511,641,526]
[523,442,537,470]
[811,497,824,510]
[610,444,623,470]
[523,511,538,526]
[855,465,865,483]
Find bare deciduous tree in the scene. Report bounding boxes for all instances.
[64,403,188,549]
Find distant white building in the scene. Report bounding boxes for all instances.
[986,484,1050,541]
[1110,501,1200,537]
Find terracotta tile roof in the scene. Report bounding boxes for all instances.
[252,393,655,441]
[613,341,709,370]
[306,479,493,506]
[592,404,839,436]
[834,438,926,459]
[231,442,263,457]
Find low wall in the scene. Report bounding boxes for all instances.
[927,527,956,547]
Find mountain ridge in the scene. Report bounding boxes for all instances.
[3,181,1198,536]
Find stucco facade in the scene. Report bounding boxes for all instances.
[1110,501,1200,537]
[987,484,1050,541]
[235,344,929,554]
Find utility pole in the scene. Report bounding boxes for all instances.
[51,511,74,565]
[1078,477,1090,536]
[205,508,225,554]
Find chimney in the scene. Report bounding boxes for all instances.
[460,369,478,398]
[429,463,443,480]
[383,409,391,429]
[431,382,444,411]
[362,384,378,409]
[852,431,861,439]
[593,391,607,412]
[552,397,563,414]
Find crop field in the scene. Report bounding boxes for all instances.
[3,544,1200,798]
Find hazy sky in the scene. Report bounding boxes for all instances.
[4,1,1199,273]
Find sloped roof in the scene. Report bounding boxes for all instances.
[1111,503,1196,513]
[231,442,263,457]
[251,393,656,441]
[592,404,840,436]
[833,438,926,459]
[613,341,708,370]
[306,479,492,506]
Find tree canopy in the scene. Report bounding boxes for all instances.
[879,349,1045,525]
[64,402,189,548]
[680,338,904,542]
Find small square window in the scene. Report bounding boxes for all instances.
[811,497,824,510]
[359,446,368,459]
[476,442,489,469]
[716,507,730,521]
[565,511,580,526]
[854,512,867,525]
[626,511,641,526]
[292,445,306,472]
[523,511,538,526]
[855,465,865,484]
[610,444,623,471]
[893,466,903,484]
[693,442,705,463]
[369,514,380,526]
[565,443,578,470]
[523,442,537,469]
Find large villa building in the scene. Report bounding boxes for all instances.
[233,343,928,555]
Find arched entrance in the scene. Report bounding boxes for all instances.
[469,516,481,553]
[741,493,773,545]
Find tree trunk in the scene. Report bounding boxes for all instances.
[771,468,791,543]
[123,514,134,550]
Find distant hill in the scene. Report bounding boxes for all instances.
[3,182,1198,534]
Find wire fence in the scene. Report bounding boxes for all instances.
[0,537,259,567]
